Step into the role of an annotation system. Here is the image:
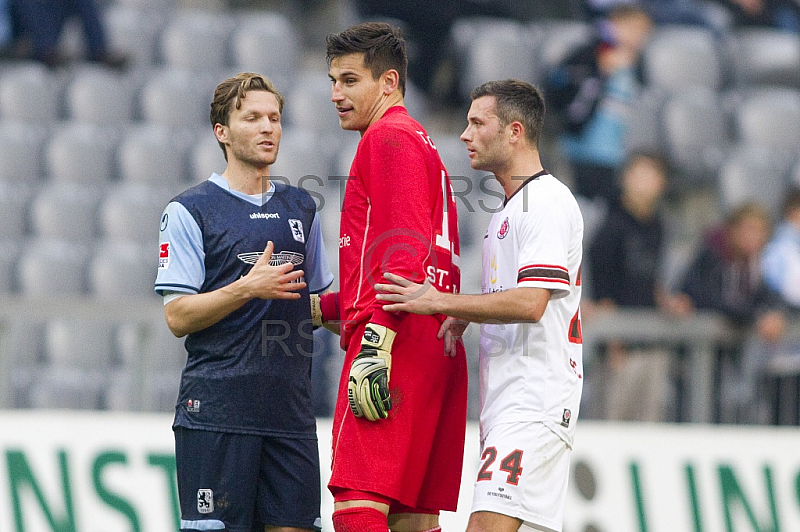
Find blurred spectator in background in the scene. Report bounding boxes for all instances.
[8,0,127,68]
[587,152,691,421]
[678,202,787,423]
[712,0,800,31]
[762,187,800,312]
[582,0,723,27]
[0,0,12,54]
[546,5,653,203]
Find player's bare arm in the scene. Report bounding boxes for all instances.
[165,241,305,337]
[376,272,551,324]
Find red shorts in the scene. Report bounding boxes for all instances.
[328,315,468,512]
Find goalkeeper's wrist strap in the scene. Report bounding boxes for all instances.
[361,323,397,352]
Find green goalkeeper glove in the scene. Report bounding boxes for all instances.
[348,323,397,421]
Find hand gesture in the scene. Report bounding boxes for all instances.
[438,316,468,358]
[241,241,306,300]
[375,272,440,315]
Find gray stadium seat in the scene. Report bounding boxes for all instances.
[65,65,136,125]
[139,69,214,128]
[732,87,800,156]
[160,9,234,71]
[728,29,800,88]
[451,17,539,100]
[46,122,119,183]
[793,158,800,187]
[141,323,186,411]
[189,130,227,183]
[531,19,593,81]
[284,69,341,133]
[30,182,102,239]
[718,143,792,217]
[113,0,175,11]
[0,182,33,240]
[98,183,174,245]
[104,5,164,66]
[0,318,45,407]
[624,87,668,156]
[0,239,19,294]
[662,88,730,184]
[0,121,48,183]
[29,317,117,409]
[270,127,336,184]
[89,240,157,299]
[643,26,724,92]
[119,123,191,185]
[0,62,64,122]
[230,12,301,93]
[17,238,89,295]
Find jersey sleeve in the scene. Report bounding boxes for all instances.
[154,201,205,296]
[361,126,433,331]
[305,213,334,294]
[514,191,573,299]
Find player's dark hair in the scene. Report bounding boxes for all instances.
[210,72,285,160]
[470,79,545,146]
[326,22,407,96]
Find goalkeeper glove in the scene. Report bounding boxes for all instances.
[310,294,323,327]
[348,323,397,421]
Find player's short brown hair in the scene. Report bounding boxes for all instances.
[210,72,285,159]
[470,79,546,147]
[326,22,408,96]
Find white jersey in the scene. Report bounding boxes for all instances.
[479,172,584,447]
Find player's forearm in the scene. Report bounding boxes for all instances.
[432,288,549,324]
[164,283,251,337]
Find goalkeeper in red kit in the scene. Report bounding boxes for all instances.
[311,22,467,532]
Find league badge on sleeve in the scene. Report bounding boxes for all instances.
[159,242,170,269]
[289,219,305,243]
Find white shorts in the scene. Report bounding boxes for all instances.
[471,421,571,532]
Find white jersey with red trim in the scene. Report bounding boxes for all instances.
[479,172,584,447]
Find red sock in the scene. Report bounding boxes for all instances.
[332,507,389,532]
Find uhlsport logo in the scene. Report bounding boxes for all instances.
[250,212,280,220]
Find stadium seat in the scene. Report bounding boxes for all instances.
[46,122,119,183]
[0,239,19,294]
[284,69,342,134]
[113,0,176,12]
[662,88,730,185]
[139,68,215,128]
[270,127,336,184]
[65,65,136,125]
[531,19,593,82]
[717,143,792,217]
[28,317,117,409]
[160,9,234,71]
[624,87,668,156]
[0,319,46,407]
[17,238,89,296]
[0,121,49,183]
[98,182,175,245]
[450,17,539,101]
[727,28,800,88]
[230,12,302,93]
[189,130,227,183]
[732,87,800,156]
[0,62,65,122]
[89,240,157,299]
[793,158,800,187]
[104,5,164,66]
[119,123,191,185]
[30,182,102,239]
[642,26,724,92]
[0,182,33,240]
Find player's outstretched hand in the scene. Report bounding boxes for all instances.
[243,241,306,300]
[348,324,396,421]
[375,272,440,315]
[438,316,469,358]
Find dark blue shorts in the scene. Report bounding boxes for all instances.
[174,426,321,532]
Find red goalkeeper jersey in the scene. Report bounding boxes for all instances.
[338,106,461,345]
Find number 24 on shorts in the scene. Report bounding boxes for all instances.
[477,447,524,485]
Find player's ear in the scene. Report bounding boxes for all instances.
[381,69,400,95]
[214,123,228,143]
[508,121,525,144]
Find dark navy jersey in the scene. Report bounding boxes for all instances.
[155,174,333,437]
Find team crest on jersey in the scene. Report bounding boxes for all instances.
[561,409,572,428]
[289,219,305,243]
[497,217,510,240]
[158,242,170,269]
[187,399,200,413]
[197,489,213,514]
[237,251,304,267]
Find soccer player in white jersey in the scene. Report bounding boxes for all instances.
[376,79,584,532]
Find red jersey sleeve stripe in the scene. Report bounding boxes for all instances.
[518,263,568,273]
[518,277,571,286]
[517,267,570,284]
